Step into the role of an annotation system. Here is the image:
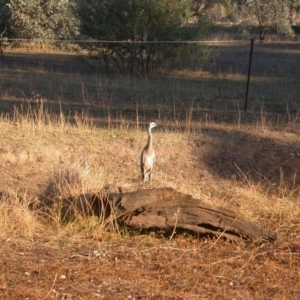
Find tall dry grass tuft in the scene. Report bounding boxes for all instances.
[215,176,300,238]
[0,189,40,239]
[41,157,127,238]
[42,157,107,231]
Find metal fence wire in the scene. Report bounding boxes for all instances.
[0,39,300,128]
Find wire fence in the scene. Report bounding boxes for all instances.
[0,39,300,128]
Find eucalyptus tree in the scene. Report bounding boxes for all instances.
[287,0,300,24]
[75,0,211,74]
[240,0,295,40]
[1,0,79,43]
[0,0,10,36]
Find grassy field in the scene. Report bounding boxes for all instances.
[1,43,300,299]
[1,41,300,128]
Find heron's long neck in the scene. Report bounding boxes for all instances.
[147,127,153,151]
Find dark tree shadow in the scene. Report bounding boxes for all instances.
[197,127,300,195]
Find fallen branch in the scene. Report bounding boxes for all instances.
[93,186,276,243]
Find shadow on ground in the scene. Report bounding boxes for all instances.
[196,126,300,194]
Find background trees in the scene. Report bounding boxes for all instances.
[1,0,300,72]
[75,0,210,73]
[239,0,297,40]
[195,0,300,40]
[0,0,79,41]
[1,0,299,43]
[0,0,10,36]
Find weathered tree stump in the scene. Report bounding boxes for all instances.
[95,186,276,242]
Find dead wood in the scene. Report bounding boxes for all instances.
[93,186,276,242]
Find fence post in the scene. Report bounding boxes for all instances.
[245,39,254,112]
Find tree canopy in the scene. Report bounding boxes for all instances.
[0,0,79,41]
[75,0,210,73]
[240,0,297,40]
[1,0,300,72]
[0,0,10,36]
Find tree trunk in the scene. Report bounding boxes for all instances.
[0,41,3,61]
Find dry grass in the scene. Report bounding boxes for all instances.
[2,42,300,129]
[1,47,300,298]
[0,189,41,239]
[1,110,300,299]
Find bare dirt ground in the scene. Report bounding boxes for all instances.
[1,234,300,300]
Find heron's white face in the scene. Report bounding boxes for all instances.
[149,122,158,129]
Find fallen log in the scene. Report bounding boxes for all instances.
[94,186,276,242]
